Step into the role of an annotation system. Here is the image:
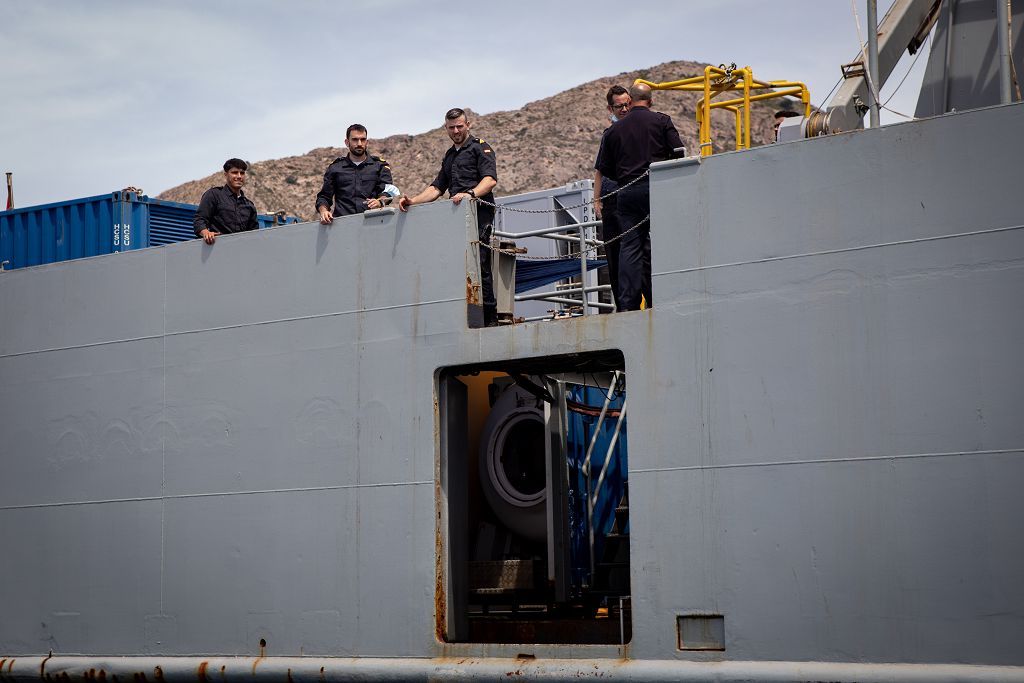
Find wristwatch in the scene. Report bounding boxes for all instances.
[467,189,476,198]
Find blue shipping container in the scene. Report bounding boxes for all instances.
[0,190,299,271]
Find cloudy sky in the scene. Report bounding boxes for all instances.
[2,1,928,207]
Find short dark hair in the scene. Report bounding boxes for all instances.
[223,158,248,172]
[628,84,652,103]
[774,110,800,120]
[445,108,467,122]
[346,123,367,138]
[606,85,629,107]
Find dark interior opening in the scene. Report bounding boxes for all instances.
[438,350,632,645]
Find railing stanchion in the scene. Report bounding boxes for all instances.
[579,223,589,315]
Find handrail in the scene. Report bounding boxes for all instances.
[493,219,602,239]
[494,193,611,318]
[515,284,611,302]
[592,399,627,509]
[583,371,622,577]
[497,219,608,317]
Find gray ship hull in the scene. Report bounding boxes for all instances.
[2,102,1023,680]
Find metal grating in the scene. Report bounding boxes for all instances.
[148,203,197,246]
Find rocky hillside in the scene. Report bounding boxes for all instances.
[160,61,785,220]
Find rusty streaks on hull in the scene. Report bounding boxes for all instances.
[253,639,267,675]
[466,276,480,305]
[434,504,447,643]
[434,426,448,648]
[196,660,209,681]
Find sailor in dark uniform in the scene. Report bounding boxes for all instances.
[316,124,399,222]
[399,108,499,325]
[193,158,259,245]
[596,84,683,311]
[594,84,633,310]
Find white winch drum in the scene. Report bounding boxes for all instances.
[479,384,548,542]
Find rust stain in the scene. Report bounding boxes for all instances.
[8,657,15,673]
[196,660,209,681]
[153,665,163,680]
[286,667,293,683]
[434,460,448,644]
[318,665,325,680]
[466,276,480,305]
[99,670,107,681]
[252,638,267,674]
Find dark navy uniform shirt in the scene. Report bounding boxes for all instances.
[431,137,497,204]
[193,185,258,237]
[315,155,394,217]
[595,106,683,184]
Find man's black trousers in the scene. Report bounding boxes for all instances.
[477,203,497,323]
[599,196,622,310]
[616,181,652,311]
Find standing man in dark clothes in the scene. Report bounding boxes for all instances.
[399,108,498,325]
[773,109,801,141]
[316,124,399,223]
[596,84,683,311]
[193,158,259,245]
[594,84,632,310]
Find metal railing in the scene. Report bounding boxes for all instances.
[580,371,625,579]
[492,218,612,319]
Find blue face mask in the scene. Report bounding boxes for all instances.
[610,113,619,123]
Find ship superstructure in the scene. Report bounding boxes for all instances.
[1,1,1023,680]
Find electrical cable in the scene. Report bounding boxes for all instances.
[883,33,927,107]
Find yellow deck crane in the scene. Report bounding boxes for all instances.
[635,63,811,157]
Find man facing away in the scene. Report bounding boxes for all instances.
[193,158,259,245]
[594,84,632,310]
[595,83,683,311]
[773,109,801,142]
[317,124,400,223]
[399,108,498,325]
